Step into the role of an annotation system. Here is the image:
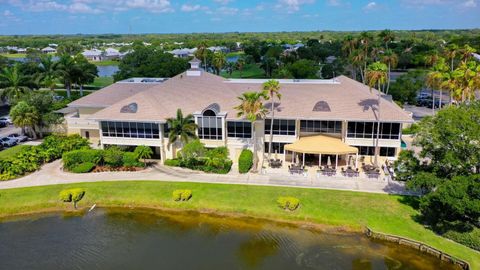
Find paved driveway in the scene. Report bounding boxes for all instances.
[0,160,409,195]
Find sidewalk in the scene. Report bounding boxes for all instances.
[0,160,410,195]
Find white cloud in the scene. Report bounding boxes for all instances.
[124,0,172,13]
[462,0,477,7]
[363,1,377,10]
[401,0,478,8]
[275,0,315,13]
[327,0,340,6]
[181,4,202,12]
[212,0,232,5]
[217,6,238,15]
[69,2,102,13]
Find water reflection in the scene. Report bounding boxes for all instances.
[0,208,459,270]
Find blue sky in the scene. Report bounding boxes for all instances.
[0,0,479,35]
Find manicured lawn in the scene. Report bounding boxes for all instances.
[91,60,120,66]
[0,145,29,159]
[226,51,244,58]
[91,76,114,87]
[221,63,266,79]
[0,181,478,268]
[0,53,27,58]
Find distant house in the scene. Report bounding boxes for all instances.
[82,49,104,61]
[208,46,229,53]
[48,43,58,48]
[473,53,480,62]
[325,56,337,64]
[104,48,121,60]
[169,48,197,58]
[6,46,27,53]
[41,47,57,54]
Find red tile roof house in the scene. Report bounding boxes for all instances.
[61,59,413,171]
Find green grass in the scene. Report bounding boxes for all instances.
[91,76,114,87]
[0,145,29,159]
[221,63,266,79]
[0,181,478,268]
[226,51,244,58]
[0,53,27,58]
[91,60,120,66]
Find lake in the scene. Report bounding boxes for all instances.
[0,209,458,270]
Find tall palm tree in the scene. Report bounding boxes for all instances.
[366,62,388,167]
[212,52,226,75]
[381,49,398,94]
[234,91,268,172]
[37,55,58,91]
[166,109,197,158]
[195,41,209,71]
[359,31,373,83]
[351,49,366,82]
[378,29,395,49]
[55,54,80,99]
[0,64,30,101]
[9,101,39,139]
[452,60,480,103]
[74,54,98,96]
[236,56,246,78]
[444,44,459,72]
[263,80,281,158]
[342,35,358,79]
[459,45,476,63]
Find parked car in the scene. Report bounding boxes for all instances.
[8,133,28,143]
[0,137,17,147]
[0,117,12,125]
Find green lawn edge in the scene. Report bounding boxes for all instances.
[0,180,478,269]
[0,145,29,159]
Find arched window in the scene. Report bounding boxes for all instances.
[203,109,216,116]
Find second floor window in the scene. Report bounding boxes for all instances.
[227,121,252,138]
[197,109,223,140]
[101,121,159,139]
[264,119,296,136]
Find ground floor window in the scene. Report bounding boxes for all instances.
[264,142,288,153]
[355,146,396,157]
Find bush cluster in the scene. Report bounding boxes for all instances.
[62,145,147,173]
[0,134,89,180]
[59,188,86,209]
[164,140,232,174]
[172,189,192,201]
[238,149,253,174]
[277,196,300,211]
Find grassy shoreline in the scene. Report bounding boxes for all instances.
[0,180,478,268]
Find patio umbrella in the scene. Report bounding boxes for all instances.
[327,156,331,166]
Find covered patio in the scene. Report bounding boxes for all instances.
[283,135,359,169]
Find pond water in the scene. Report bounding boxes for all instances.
[0,209,458,270]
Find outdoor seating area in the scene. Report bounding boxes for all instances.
[341,166,360,177]
[362,163,381,179]
[269,159,283,168]
[318,166,337,176]
[288,164,305,175]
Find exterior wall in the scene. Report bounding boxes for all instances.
[101,137,163,147]
[344,137,401,148]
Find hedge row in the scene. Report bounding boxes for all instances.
[0,134,90,180]
[238,149,253,174]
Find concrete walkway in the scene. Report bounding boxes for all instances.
[0,160,410,195]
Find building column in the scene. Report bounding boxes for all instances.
[355,153,359,169]
[335,154,339,168]
[221,117,226,143]
[302,153,305,167]
[319,154,322,167]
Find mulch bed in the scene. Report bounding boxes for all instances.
[91,166,145,173]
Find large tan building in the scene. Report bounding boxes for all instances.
[62,59,413,167]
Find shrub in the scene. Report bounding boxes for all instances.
[402,123,420,135]
[180,140,206,159]
[443,229,480,251]
[172,189,192,201]
[62,149,103,169]
[277,196,300,211]
[134,145,153,166]
[59,188,85,209]
[238,149,253,173]
[164,159,181,167]
[71,162,95,173]
[206,146,229,160]
[103,146,124,167]
[123,152,142,167]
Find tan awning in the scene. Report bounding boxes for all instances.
[284,135,358,155]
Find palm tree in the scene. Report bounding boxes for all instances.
[0,64,30,101]
[444,44,459,72]
[74,54,98,96]
[134,145,154,166]
[9,101,39,139]
[359,31,373,83]
[342,35,358,79]
[212,52,226,75]
[263,80,281,158]
[459,45,476,63]
[166,109,197,158]
[351,49,366,82]
[55,54,80,99]
[234,91,268,172]
[427,57,449,109]
[366,62,388,167]
[452,60,480,103]
[225,61,235,76]
[195,41,209,70]
[37,55,58,91]
[378,29,395,49]
[236,56,246,78]
[381,49,398,94]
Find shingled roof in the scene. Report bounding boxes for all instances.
[78,71,412,123]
